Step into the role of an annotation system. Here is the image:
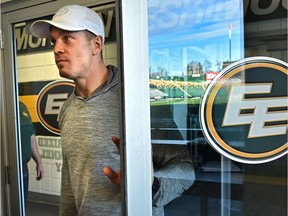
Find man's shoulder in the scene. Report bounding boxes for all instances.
[61,92,75,112]
[107,64,118,81]
[105,65,119,92]
[107,64,117,72]
[58,92,75,128]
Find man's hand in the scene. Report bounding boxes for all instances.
[103,136,121,187]
[36,163,44,181]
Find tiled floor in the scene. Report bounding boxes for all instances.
[25,178,287,216]
[26,192,59,216]
[26,200,59,216]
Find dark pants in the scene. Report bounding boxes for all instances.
[22,163,29,209]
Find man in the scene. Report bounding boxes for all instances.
[31,5,121,215]
[30,5,194,215]
[19,101,44,208]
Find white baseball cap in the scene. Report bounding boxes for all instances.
[30,5,105,42]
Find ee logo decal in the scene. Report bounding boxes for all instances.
[36,80,75,135]
[200,56,287,164]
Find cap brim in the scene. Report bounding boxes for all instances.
[30,20,85,38]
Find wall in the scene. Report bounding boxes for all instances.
[244,0,287,62]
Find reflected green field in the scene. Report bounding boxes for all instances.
[150,97,201,106]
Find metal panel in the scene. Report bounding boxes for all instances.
[2,9,23,215]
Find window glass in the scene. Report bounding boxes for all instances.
[148,0,244,145]
[14,4,117,214]
[148,0,287,215]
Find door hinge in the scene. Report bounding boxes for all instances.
[0,29,3,49]
[5,166,11,185]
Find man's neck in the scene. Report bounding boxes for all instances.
[74,64,109,98]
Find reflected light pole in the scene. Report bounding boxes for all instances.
[229,22,232,61]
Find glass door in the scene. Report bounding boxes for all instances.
[1,1,136,215]
[1,0,286,215]
[147,0,245,214]
[2,0,152,215]
[147,0,287,215]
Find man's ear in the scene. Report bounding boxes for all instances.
[92,36,104,55]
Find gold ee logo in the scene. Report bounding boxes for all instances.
[36,80,75,135]
[200,57,287,164]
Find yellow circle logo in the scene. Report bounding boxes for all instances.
[200,57,287,164]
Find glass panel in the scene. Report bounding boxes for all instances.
[242,0,287,215]
[13,3,117,215]
[148,0,287,216]
[15,19,62,215]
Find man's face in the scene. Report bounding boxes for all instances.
[49,27,95,79]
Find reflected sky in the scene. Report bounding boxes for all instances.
[148,0,244,74]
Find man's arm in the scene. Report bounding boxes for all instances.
[152,158,195,207]
[152,144,195,210]
[103,136,195,212]
[30,135,44,181]
[103,136,121,187]
[103,136,154,186]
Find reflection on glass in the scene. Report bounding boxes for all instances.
[14,4,117,215]
[14,20,60,215]
[18,100,44,210]
[148,0,244,145]
[148,0,244,215]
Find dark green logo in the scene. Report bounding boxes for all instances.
[200,57,287,164]
[36,80,74,135]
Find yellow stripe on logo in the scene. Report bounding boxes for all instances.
[19,95,39,123]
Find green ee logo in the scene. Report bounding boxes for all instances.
[36,80,75,135]
[200,56,287,164]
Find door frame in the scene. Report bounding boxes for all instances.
[116,0,152,215]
